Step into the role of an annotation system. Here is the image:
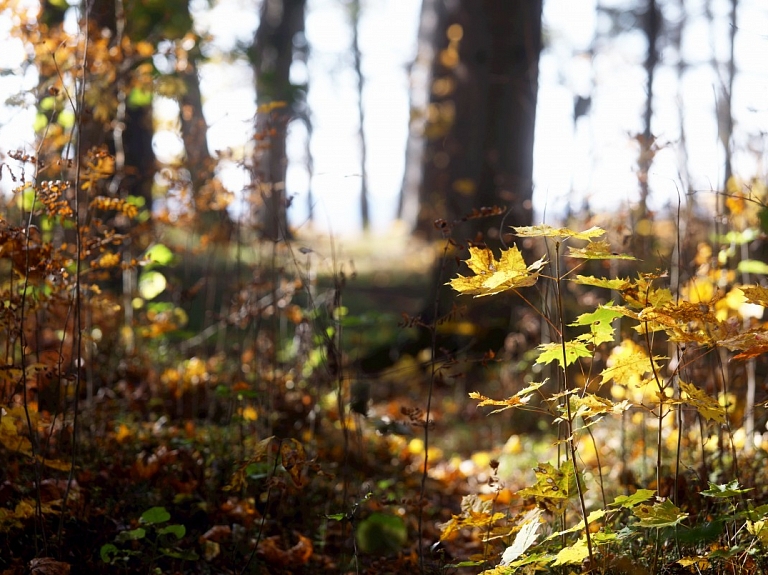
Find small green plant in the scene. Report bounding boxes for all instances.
[100,506,198,573]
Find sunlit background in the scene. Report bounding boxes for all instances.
[2,0,768,234]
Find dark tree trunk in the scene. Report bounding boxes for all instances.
[180,55,214,193]
[398,0,441,227]
[79,0,155,216]
[415,0,542,246]
[250,0,308,241]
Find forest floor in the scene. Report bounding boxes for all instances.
[3,225,768,575]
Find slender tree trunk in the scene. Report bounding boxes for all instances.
[638,0,659,218]
[350,0,370,230]
[398,0,441,228]
[180,54,214,193]
[721,0,737,193]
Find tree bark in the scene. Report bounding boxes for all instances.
[250,0,308,241]
[398,0,441,228]
[414,0,542,246]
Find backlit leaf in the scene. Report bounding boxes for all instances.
[676,381,726,424]
[609,489,655,509]
[500,509,542,566]
[138,270,167,300]
[632,498,687,528]
[570,303,622,345]
[701,480,752,498]
[567,239,637,260]
[569,394,630,420]
[546,509,606,540]
[469,381,545,414]
[738,259,768,275]
[552,536,589,565]
[469,392,526,414]
[535,341,591,368]
[741,285,768,307]
[747,520,768,545]
[517,461,583,512]
[572,275,630,290]
[678,556,712,570]
[512,224,605,240]
[448,245,546,297]
[601,339,655,387]
[144,243,174,267]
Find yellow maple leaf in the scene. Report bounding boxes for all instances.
[448,245,546,297]
[601,338,657,387]
[741,285,768,307]
[566,239,637,260]
[512,224,605,240]
[677,381,726,424]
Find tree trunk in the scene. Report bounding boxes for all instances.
[350,0,370,230]
[398,0,441,228]
[415,0,542,246]
[180,55,214,193]
[250,0,308,241]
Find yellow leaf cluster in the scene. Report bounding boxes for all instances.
[448,245,546,297]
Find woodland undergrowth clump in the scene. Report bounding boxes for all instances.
[438,212,768,574]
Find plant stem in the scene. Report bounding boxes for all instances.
[418,239,451,575]
[553,242,594,564]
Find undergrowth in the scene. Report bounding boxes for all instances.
[2,2,768,574]
[437,216,768,574]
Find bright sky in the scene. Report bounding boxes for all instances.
[2,0,768,236]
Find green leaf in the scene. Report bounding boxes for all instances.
[144,243,174,267]
[701,480,752,498]
[140,506,171,525]
[546,509,606,540]
[570,303,622,345]
[128,88,153,107]
[100,543,119,563]
[116,527,146,542]
[158,524,185,539]
[510,552,554,568]
[672,520,724,544]
[325,513,345,521]
[449,560,487,567]
[33,113,48,133]
[517,461,583,512]
[356,513,408,555]
[717,228,759,245]
[138,270,167,300]
[738,259,768,275]
[632,499,688,528]
[609,489,655,509]
[57,110,75,129]
[552,536,589,566]
[160,548,199,560]
[535,341,591,368]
